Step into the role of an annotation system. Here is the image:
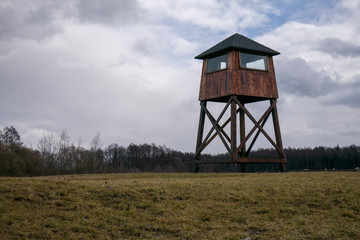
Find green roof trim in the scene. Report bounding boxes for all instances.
[195,33,280,59]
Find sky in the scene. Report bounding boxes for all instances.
[1,0,360,153]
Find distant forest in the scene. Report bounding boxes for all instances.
[0,126,359,177]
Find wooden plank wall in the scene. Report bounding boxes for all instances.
[199,50,279,101]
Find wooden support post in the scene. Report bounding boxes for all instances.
[231,98,237,161]
[279,163,286,172]
[270,99,286,172]
[239,101,246,171]
[239,105,245,157]
[194,101,206,172]
[241,163,246,173]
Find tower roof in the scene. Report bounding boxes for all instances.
[195,33,280,59]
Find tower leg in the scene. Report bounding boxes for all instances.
[231,99,237,161]
[194,164,199,173]
[271,99,286,172]
[271,99,285,160]
[239,102,246,158]
[194,101,207,173]
[239,101,246,172]
[279,163,286,172]
[241,163,246,173]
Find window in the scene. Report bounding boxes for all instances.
[206,54,228,73]
[240,52,268,70]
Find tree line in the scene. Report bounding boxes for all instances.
[0,126,359,176]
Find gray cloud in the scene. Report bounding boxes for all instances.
[0,1,65,41]
[276,57,337,97]
[316,38,360,58]
[0,5,18,39]
[275,48,360,112]
[76,0,143,25]
[0,0,144,42]
[132,40,151,56]
[328,75,360,108]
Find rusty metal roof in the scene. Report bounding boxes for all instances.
[195,33,280,59]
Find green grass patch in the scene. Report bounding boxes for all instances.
[0,172,359,239]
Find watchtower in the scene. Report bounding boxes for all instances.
[194,33,286,172]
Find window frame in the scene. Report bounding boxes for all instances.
[239,51,269,71]
[206,53,229,74]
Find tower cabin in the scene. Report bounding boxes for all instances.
[195,33,280,103]
[193,33,286,172]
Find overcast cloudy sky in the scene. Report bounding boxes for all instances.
[1,0,360,153]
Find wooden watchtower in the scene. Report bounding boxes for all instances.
[194,33,286,172]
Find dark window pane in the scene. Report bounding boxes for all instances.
[240,52,267,70]
[207,54,228,73]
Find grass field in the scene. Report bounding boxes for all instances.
[0,172,359,239]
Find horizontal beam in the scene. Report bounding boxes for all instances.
[234,158,287,163]
[194,159,233,164]
[194,158,287,164]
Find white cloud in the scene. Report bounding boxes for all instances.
[141,0,277,32]
[1,0,360,153]
[0,10,202,151]
[253,0,360,148]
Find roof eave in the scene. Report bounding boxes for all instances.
[195,47,280,59]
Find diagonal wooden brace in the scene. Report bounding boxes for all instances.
[194,98,232,158]
[233,99,274,159]
[204,110,231,144]
[203,106,241,151]
[202,102,232,155]
[202,120,230,152]
[246,109,271,156]
[233,98,285,159]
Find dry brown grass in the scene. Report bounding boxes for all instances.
[0,172,359,239]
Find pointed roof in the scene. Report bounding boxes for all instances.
[195,33,280,59]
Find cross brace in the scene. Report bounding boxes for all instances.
[194,96,286,172]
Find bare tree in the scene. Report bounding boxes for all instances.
[89,132,103,173]
[37,132,58,174]
[57,129,72,173]
[90,132,102,151]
